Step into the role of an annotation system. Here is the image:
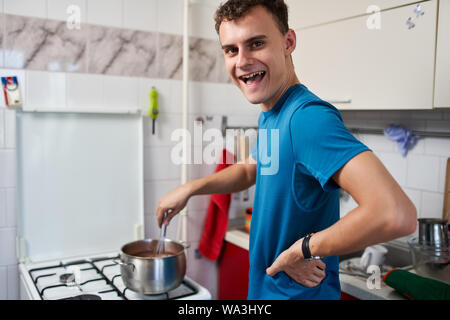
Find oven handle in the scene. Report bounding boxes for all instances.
[113,259,136,272]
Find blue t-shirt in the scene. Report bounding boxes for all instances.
[249,84,370,300]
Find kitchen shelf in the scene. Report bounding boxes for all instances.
[19,107,142,115]
[348,127,450,138]
[221,114,450,139]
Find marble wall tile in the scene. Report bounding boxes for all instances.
[88,25,158,78]
[157,33,183,80]
[2,13,232,83]
[215,46,232,84]
[4,14,87,72]
[189,37,219,83]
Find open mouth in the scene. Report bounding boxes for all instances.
[238,71,266,86]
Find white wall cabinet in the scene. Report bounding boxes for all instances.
[286,0,423,30]
[434,0,450,108]
[292,0,437,110]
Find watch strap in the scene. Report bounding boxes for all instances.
[302,233,321,261]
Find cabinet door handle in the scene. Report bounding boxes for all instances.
[406,17,416,29]
[406,4,425,30]
[414,4,425,19]
[325,99,352,104]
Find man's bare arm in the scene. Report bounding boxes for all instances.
[267,151,417,277]
[156,156,257,227]
[189,156,257,197]
[308,150,417,257]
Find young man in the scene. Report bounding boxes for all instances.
[156,0,417,299]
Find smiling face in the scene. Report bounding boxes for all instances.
[219,5,298,111]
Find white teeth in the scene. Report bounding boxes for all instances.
[242,71,265,79]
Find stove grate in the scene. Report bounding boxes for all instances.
[27,255,198,300]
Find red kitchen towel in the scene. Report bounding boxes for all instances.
[198,149,234,261]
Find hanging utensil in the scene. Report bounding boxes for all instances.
[149,86,159,135]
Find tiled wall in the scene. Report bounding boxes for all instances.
[339,109,450,242]
[0,101,17,299]
[0,0,259,300]
[142,80,258,300]
[0,7,228,82]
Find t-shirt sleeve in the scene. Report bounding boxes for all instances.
[290,103,370,191]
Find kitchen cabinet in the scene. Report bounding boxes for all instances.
[292,0,437,110]
[286,0,424,30]
[434,0,450,108]
[340,292,359,300]
[218,241,249,300]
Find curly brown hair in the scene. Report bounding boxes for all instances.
[214,0,289,35]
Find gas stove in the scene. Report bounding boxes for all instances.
[19,252,211,300]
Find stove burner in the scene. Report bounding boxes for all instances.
[59,273,75,285]
[61,294,102,300]
[28,256,205,300]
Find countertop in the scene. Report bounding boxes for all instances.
[224,227,249,251]
[224,226,408,300]
[338,273,406,300]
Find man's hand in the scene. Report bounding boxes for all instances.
[266,239,326,288]
[156,184,192,228]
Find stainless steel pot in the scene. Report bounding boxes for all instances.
[418,218,448,248]
[115,238,188,294]
[408,237,450,284]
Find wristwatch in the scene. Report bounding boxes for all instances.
[302,233,321,261]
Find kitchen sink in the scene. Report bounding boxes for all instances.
[339,240,413,269]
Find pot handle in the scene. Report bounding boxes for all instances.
[113,259,135,271]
